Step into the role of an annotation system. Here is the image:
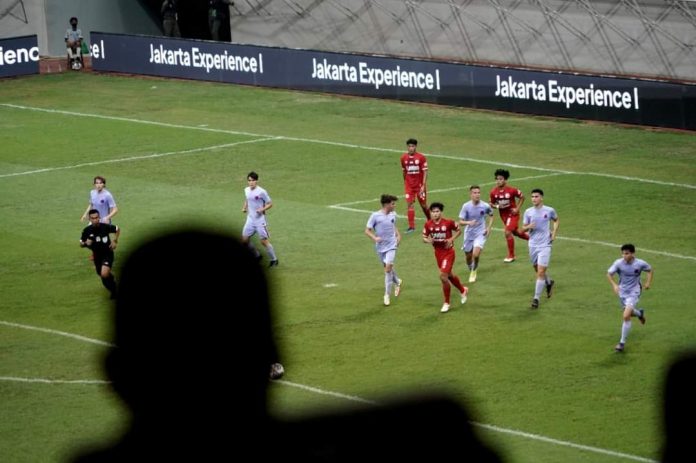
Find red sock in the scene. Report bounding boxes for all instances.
[506,235,515,258]
[449,275,465,293]
[408,208,415,229]
[442,281,451,303]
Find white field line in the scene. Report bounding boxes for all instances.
[0,376,109,385]
[0,320,114,347]
[1,103,695,190]
[0,138,280,179]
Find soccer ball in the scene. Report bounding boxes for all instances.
[269,362,285,380]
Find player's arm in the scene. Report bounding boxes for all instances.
[550,216,559,242]
[258,200,273,214]
[489,191,498,209]
[241,199,248,213]
[513,190,525,215]
[484,213,494,236]
[422,230,433,244]
[109,226,121,250]
[104,204,119,222]
[365,227,380,242]
[79,230,92,248]
[607,272,619,294]
[81,203,91,222]
[421,167,428,191]
[521,214,534,232]
[644,268,654,290]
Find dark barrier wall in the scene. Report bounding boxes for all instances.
[0,36,40,78]
[90,32,695,131]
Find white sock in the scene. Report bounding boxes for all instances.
[534,279,545,299]
[620,320,632,343]
[384,271,392,295]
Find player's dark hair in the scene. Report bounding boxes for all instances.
[494,169,510,180]
[406,138,418,146]
[470,185,480,191]
[380,194,398,205]
[531,188,544,196]
[429,202,444,211]
[70,16,78,23]
[621,243,636,253]
[88,209,100,216]
[247,171,259,180]
[94,176,106,185]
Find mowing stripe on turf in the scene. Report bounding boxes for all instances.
[1,103,694,190]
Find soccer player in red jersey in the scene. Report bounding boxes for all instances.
[401,138,430,233]
[489,169,529,262]
[422,202,469,313]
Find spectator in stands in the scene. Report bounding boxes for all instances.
[161,0,181,38]
[208,0,234,41]
[65,16,83,70]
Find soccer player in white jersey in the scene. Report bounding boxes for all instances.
[607,244,653,352]
[521,189,559,309]
[242,172,279,267]
[459,185,494,283]
[365,194,402,306]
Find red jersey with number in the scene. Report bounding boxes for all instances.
[401,152,428,190]
[423,218,459,249]
[490,186,524,216]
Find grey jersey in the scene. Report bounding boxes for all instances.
[244,186,271,223]
[90,189,116,222]
[608,257,652,296]
[459,200,493,238]
[366,210,398,253]
[524,205,557,248]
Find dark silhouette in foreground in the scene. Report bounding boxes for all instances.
[661,351,696,463]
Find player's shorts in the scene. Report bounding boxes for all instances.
[404,186,427,204]
[619,293,641,309]
[501,212,521,231]
[243,219,270,240]
[462,233,488,253]
[93,251,114,274]
[434,247,456,273]
[377,249,397,266]
[529,245,552,267]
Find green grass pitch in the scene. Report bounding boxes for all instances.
[1,72,695,462]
